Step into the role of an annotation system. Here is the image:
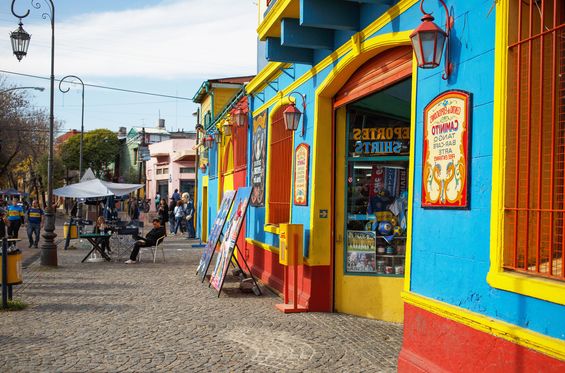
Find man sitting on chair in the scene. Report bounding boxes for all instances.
[125,218,166,264]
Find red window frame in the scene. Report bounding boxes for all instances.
[268,105,293,224]
[504,0,565,281]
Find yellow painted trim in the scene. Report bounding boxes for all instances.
[246,238,280,254]
[404,56,418,292]
[402,291,565,361]
[264,95,295,226]
[246,62,288,95]
[487,0,565,306]
[249,0,418,102]
[257,0,296,41]
[264,224,280,235]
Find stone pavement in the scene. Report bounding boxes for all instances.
[0,236,403,372]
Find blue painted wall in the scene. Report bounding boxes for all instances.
[248,0,565,341]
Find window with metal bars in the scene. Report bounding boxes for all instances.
[504,0,565,281]
[267,105,293,224]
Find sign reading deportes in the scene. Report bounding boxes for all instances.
[350,125,410,156]
[422,90,471,208]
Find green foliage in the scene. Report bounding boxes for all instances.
[0,299,28,311]
[61,129,120,177]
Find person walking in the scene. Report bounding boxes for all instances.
[6,198,24,239]
[157,199,169,231]
[26,200,43,248]
[125,218,166,264]
[128,197,140,223]
[173,200,185,235]
[154,192,161,211]
[172,189,181,203]
[185,195,195,239]
[168,199,176,235]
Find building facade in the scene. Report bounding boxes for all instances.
[197,0,565,370]
[145,138,197,211]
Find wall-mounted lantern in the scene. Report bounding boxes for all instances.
[282,91,306,136]
[410,0,453,80]
[222,120,232,136]
[204,135,214,149]
[214,131,222,144]
[233,108,247,127]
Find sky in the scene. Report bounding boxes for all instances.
[0,0,258,135]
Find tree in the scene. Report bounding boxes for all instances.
[0,76,56,190]
[60,128,120,179]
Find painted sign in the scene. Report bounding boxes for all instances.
[346,230,377,273]
[210,187,252,292]
[251,111,267,206]
[196,190,236,281]
[293,143,309,206]
[422,90,471,208]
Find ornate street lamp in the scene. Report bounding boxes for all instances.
[282,91,306,136]
[204,135,214,149]
[11,0,58,266]
[410,0,454,80]
[10,20,30,61]
[232,108,247,127]
[214,131,222,144]
[59,75,85,179]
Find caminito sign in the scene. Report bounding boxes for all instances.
[422,90,471,208]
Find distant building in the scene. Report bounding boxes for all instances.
[145,138,197,211]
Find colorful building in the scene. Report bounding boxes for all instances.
[145,138,197,211]
[197,0,565,370]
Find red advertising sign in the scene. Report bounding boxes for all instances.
[422,90,471,208]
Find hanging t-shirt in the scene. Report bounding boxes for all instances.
[27,207,44,224]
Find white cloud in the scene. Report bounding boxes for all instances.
[0,0,258,79]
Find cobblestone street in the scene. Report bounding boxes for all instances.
[1,237,403,372]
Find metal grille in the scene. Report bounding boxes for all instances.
[504,0,565,280]
[268,105,293,224]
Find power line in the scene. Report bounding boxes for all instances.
[0,69,194,101]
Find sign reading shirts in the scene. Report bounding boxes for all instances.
[250,111,267,206]
[422,90,471,208]
[293,143,309,206]
[210,187,252,292]
[196,190,236,281]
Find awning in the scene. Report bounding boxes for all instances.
[53,179,143,198]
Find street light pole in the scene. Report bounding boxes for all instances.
[59,75,85,180]
[11,0,57,266]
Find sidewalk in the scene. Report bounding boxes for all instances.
[1,236,403,372]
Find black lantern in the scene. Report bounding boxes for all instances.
[215,131,222,144]
[410,0,453,79]
[233,108,247,127]
[10,20,30,61]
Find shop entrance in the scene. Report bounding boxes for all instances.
[333,46,412,322]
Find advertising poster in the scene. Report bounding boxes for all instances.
[196,190,236,281]
[293,143,309,206]
[346,230,377,273]
[210,187,252,291]
[422,90,471,208]
[250,111,267,207]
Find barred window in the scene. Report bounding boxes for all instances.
[504,0,565,281]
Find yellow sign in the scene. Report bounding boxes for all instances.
[278,224,303,266]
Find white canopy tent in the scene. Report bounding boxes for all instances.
[53,179,143,198]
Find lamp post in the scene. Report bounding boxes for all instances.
[10,0,58,266]
[59,75,85,180]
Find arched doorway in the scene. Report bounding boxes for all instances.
[333,46,413,322]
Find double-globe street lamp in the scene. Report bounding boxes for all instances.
[59,76,85,179]
[10,0,58,266]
